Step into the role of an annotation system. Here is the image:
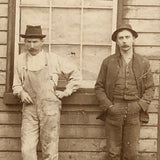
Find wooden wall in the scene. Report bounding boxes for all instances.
[0,95,159,160]
[0,0,160,160]
[0,0,9,159]
[0,0,7,97]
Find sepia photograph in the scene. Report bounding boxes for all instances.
[0,0,160,159]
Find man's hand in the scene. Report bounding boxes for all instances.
[20,90,33,104]
[55,90,68,99]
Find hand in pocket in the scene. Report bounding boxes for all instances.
[108,103,122,115]
[128,101,141,114]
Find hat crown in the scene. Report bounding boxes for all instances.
[111,23,138,41]
[20,25,46,38]
[25,25,42,36]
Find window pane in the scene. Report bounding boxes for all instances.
[20,8,49,42]
[53,0,81,6]
[83,9,112,44]
[20,0,50,5]
[52,9,81,44]
[51,45,80,67]
[84,0,113,7]
[82,46,111,80]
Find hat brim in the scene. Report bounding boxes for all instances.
[20,34,46,38]
[112,28,138,42]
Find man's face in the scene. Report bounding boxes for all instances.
[116,30,135,52]
[25,38,43,56]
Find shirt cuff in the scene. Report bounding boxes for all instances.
[63,89,72,97]
[13,86,23,97]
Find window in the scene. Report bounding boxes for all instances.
[14,0,118,87]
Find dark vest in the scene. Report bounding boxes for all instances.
[113,58,139,100]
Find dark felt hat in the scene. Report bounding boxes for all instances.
[112,23,138,42]
[20,25,46,38]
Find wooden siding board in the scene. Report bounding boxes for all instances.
[0,123,158,139]
[139,139,157,152]
[139,153,157,160]
[0,4,8,16]
[123,6,160,19]
[0,138,157,152]
[63,101,158,113]
[124,19,160,33]
[0,99,21,112]
[0,18,7,30]
[148,100,159,113]
[0,123,157,139]
[0,0,8,3]
[149,60,160,73]
[140,127,157,139]
[60,125,157,139]
[153,87,159,100]
[135,33,160,46]
[153,73,159,86]
[134,46,160,57]
[0,72,5,84]
[60,152,105,160]
[0,152,157,160]
[0,85,5,97]
[0,59,6,71]
[148,113,158,126]
[124,0,160,6]
[0,111,158,126]
[0,45,7,57]
[0,98,158,113]
[0,32,7,44]
[0,125,20,137]
[158,68,160,160]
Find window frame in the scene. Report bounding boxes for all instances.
[4,0,123,104]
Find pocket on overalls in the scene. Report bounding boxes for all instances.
[41,99,61,116]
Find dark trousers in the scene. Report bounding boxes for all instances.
[105,100,141,160]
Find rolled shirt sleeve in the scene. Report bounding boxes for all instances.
[12,54,26,97]
[57,56,82,96]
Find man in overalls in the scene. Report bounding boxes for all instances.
[95,24,155,160]
[12,25,82,160]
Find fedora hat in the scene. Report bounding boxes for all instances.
[20,25,46,38]
[112,23,138,42]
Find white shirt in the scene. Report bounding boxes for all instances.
[27,51,46,71]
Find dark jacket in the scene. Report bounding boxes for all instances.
[95,52,155,123]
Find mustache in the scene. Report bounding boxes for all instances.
[28,48,36,52]
[122,45,129,48]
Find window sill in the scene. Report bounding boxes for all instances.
[3,88,98,105]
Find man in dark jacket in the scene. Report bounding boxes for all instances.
[95,24,155,160]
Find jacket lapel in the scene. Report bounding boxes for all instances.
[132,53,144,79]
